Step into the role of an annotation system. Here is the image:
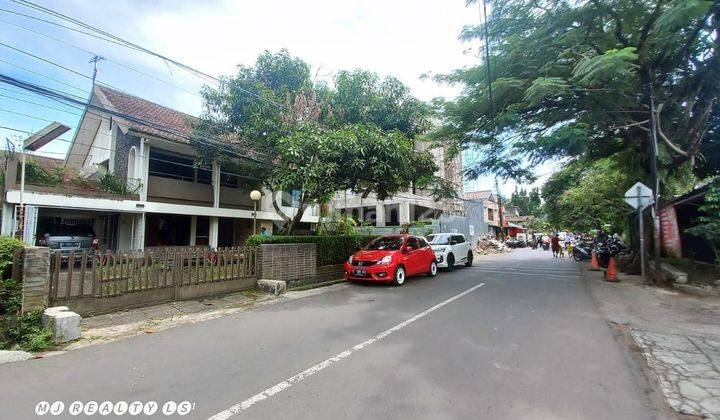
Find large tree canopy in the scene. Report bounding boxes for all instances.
[194,50,454,233]
[435,0,720,184]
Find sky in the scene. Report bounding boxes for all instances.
[0,0,552,196]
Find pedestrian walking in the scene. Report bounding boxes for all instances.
[551,234,560,258]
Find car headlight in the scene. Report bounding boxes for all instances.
[435,247,447,253]
[379,255,392,265]
[348,255,353,264]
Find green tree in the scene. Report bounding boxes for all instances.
[686,179,720,263]
[435,0,720,188]
[508,186,543,216]
[195,50,454,233]
[541,157,635,232]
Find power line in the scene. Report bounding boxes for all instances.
[0,57,88,96]
[0,44,275,157]
[0,16,205,99]
[0,123,265,182]
[0,41,92,80]
[1,81,275,162]
[6,0,283,109]
[0,74,274,167]
[0,92,83,116]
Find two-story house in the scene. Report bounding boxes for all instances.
[329,141,464,229]
[1,84,318,250]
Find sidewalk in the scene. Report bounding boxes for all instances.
[584,265,720,418]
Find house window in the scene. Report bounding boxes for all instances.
[148,150,211,184]
[488,208,494,221]
[195,216,210,246]
[127,147,137,182]
[281,190,301,208]
[220,171,239,188]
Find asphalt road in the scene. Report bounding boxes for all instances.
[0,248,661,419]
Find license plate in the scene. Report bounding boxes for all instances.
[353,269,366,276]
[62,242,80,248]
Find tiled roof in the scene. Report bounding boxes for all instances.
[464,190,493,200]
[94,84,197,142]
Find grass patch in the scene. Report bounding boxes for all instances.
[0,310,54,352]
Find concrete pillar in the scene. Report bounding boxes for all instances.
[209,216,219,249]
[212,161,220,208]
[1,202,14,236]
[189,215,197,246]
[21,246,49,314]
[139,138,150,201]
[399,202,411,225]
[375,203,386,227]
[132,213,145,250]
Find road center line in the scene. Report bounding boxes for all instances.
[473,269,578,278]
[207,282,486,420]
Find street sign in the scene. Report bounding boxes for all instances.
[624,181,654,282]
[624,182,654,210]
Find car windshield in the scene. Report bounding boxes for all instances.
[365,237,404,250]
[426,234,451,245]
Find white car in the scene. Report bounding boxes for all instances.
[426,233,473,270]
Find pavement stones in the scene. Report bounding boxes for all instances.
[632,330,720,418]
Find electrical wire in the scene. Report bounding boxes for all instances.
[0,58,88,96]
[0,41,92,80]
[0,16,205,99]
[0,73,274,166]
[0,121,265,182]
[5,0,284,109]
[0,92,84,116]
[0,50,276,158]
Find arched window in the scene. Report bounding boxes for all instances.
[127,146,138,188]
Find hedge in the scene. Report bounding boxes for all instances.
[0,236,24,315]
[245,235,379,266]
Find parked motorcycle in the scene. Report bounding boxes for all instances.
[594,237,630,268]
[572,241,593,261]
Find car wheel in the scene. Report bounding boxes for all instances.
[427,260,438,277]
[446,254,455,271]
[465,251,473,267]
[393,266,406,286]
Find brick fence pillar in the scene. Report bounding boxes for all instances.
[257,243,317,284]
[21,246,50,314]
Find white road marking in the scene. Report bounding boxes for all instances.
[473,269,578,278]
[207,282,486,420]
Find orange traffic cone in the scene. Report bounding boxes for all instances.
[589,251,601,271]
[604,257,619,282]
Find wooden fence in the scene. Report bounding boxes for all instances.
[48,246,256,314]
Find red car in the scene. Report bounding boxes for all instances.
[344,235,438,285]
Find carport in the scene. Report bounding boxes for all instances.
[35,208,121,252]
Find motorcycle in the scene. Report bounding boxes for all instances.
[541,241,550,251]
[572,241,593,261]
[594,237,630,268]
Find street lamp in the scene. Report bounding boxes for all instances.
[250,190,262,234]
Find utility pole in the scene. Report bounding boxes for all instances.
[648,83,662,281]
[495,177,504,240]
[89,55,105,85]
